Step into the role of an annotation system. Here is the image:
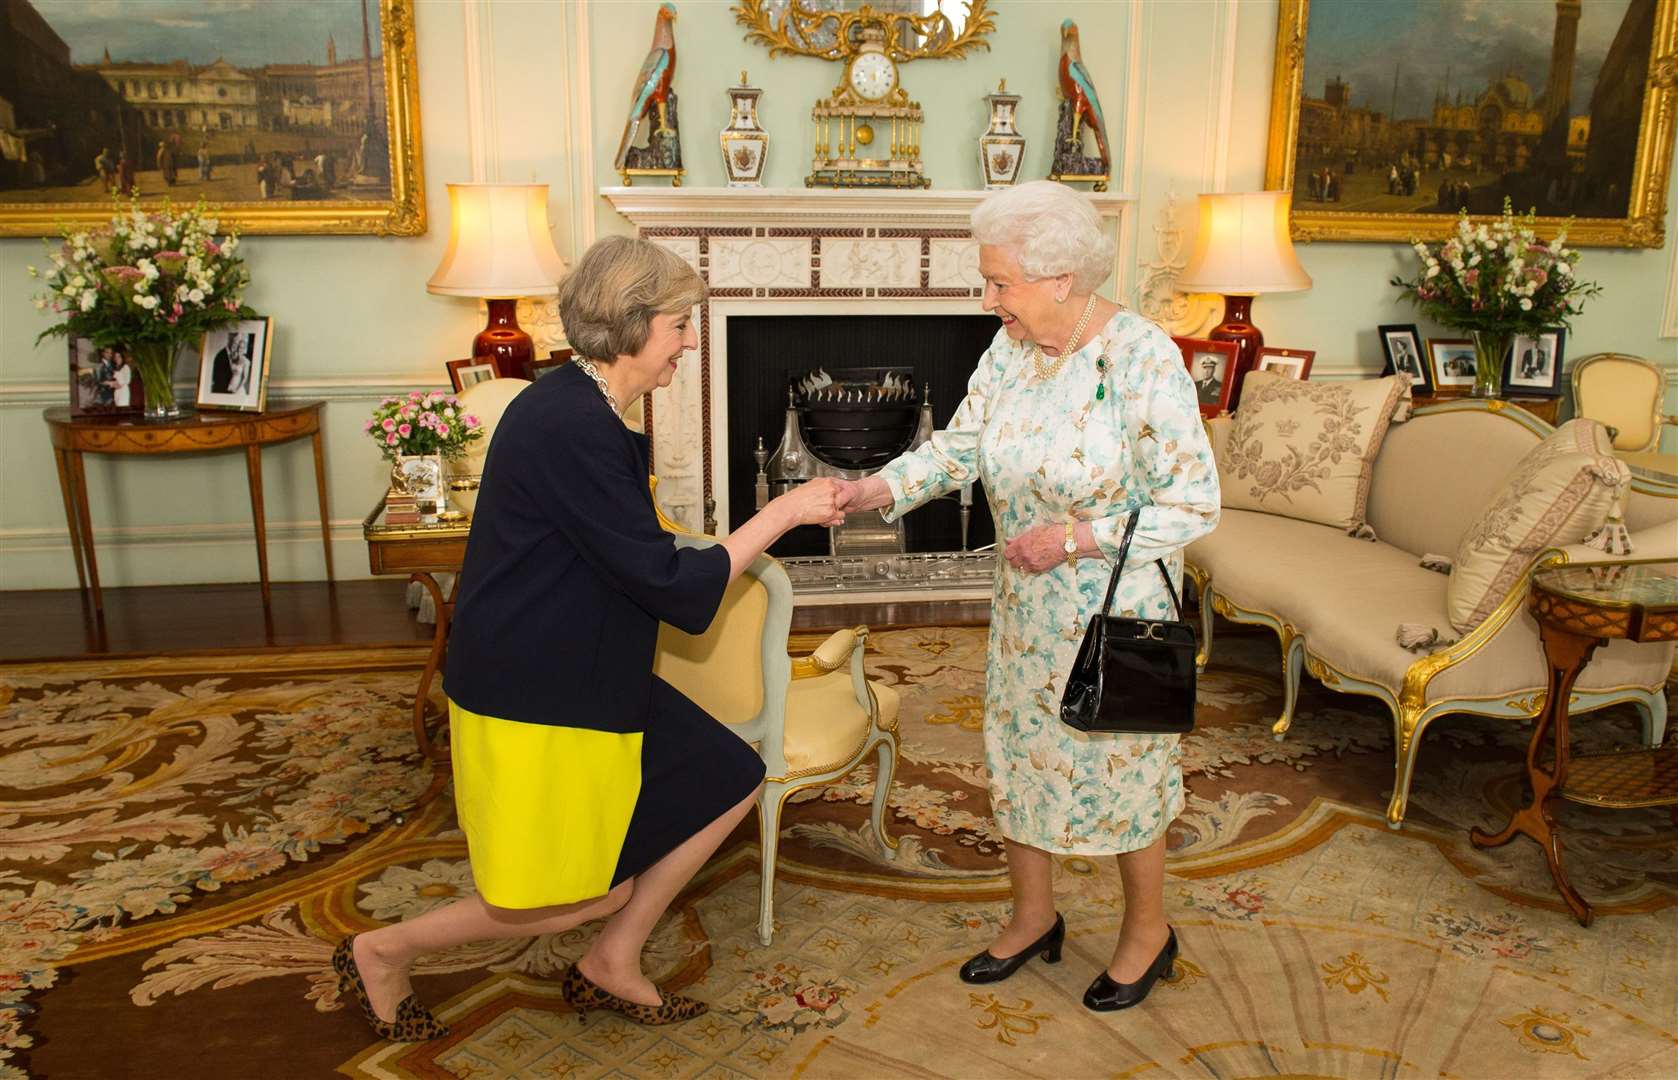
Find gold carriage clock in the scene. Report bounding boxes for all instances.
[734,0,995,189]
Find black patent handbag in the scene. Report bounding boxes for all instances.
[1059,511,1197,735]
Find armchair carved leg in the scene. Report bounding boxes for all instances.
[870,733,901,860]
[1632,691,1668,748]
[1195,581,1215,673]
[1384,703,1434,829]
[754,785,789,947]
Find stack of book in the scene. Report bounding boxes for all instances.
[385,492,422,525]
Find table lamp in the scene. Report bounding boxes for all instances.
[427,183,568,379]
[1175,191,1312,410]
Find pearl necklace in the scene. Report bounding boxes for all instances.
[1030,295,1098,381]
[573,356,621,414]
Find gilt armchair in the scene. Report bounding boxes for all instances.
[1572,352,1678,452]
[651,526,900,945]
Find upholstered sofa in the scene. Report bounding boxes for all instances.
[1186,398,1678,828]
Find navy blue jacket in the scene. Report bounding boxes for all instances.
[443,362,730,732]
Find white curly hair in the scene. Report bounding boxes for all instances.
[970,180,1115,293]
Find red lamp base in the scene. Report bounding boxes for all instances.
[1208,294,1262,412]
[472,298,534,380]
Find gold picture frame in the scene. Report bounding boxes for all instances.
[0,0,425,237]
[1263,0,1677,248]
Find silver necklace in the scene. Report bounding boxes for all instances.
[573,356,620,413]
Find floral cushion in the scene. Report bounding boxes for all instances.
[1217,371,1411,530]
[1446,419,1628,632]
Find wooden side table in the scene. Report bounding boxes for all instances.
[363,497,469,811]
[1411,391,1561,425]
[44,401,334,618]
[1470,558,1678,925]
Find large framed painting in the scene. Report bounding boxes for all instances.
[0,0,424,236]
[1264,0,1677,247]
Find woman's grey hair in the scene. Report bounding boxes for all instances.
[558,236,706,362]
[970,180,1115,293]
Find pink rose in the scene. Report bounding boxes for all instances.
[385,433,398,446]
[363,419,375,432]
[437,423,450,437]
[397,423,412,437]
[381,418,396,432]
[408,391,423,401]
[465,414,480,427]
[398,404,412,418]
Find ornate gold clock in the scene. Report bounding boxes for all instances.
[735,0,996,189]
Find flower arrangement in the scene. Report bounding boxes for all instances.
[365,391,485,461]
[1391,199,1599,396]
[29,196,255,417]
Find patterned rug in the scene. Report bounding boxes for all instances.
[2,630,1674,1079]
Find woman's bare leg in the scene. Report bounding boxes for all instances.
[578,784,762,1006]
[1107,835,1170,980]
[984,838,1059,957]
[354,882,633,1021]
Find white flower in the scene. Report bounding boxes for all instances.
[1425,266,1439,279]
[1556,262,1570,275]
[137,258,158,279]
[1519,298,1532,311]
[187,288,205,303]
[137,294,160,310]
[79,290,97,311]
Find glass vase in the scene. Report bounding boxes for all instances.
[1469,330,1509,399]
[126,339,186,420]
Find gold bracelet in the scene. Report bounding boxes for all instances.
[1063,520,1078,568]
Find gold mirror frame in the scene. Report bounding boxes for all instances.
[1263,0,1676,248]
[0,0,425,238]
[734,0,995,63]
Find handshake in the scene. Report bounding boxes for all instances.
[773,476,875,529]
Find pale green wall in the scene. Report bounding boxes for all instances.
[1,0,1672,591]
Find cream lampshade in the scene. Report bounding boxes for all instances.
[427,183,568,379]
[1176,191,1312,410]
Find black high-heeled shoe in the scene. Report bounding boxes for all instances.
[958,914,1065,984]
[1083,926,1178,1012]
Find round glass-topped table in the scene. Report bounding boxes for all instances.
[1470,558,1678,925]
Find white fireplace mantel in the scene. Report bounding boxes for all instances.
[601,186,1135,228]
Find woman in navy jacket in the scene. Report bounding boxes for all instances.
[334,237,847,1038]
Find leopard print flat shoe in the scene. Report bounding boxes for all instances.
[332,936,450,1042]
[559,964,707,1026]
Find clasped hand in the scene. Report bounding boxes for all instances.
[1002,523,1066,574]
[779,477,855,528]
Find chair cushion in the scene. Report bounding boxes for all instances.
[1446,419,1628,632]
[783,670,875,774]
[1218,371,1410,530]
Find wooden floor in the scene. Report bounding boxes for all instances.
[0,580,989,662]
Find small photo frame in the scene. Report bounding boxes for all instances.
[1427,337,1477,392]
[1172,336,1240,417]
[195,317,272,412]
[1377,323,1431,393]
[68,338,144,417]
[526,347,573,381]
[446,358,497,394]
[1255,347,1315,380]
[1504,328,1567,398]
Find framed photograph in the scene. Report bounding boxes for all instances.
[446,358,497,394]
[1255,347,1315,380]
[1262,0,1677,248]
[68,338,144,417]
[0,0,424,237]
[1428,337,1479,392]
[195,317,273,412]
[1504,328,1568,397]
[526,347,573,381]
[1172,336,1241,417]
[1378,323,1432,394]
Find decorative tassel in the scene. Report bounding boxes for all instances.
[1397,623,1459,652]
[1419,553,1454,574]
[1346,522,1379,542]
[1582,515,1633,555]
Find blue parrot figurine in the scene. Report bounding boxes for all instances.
[615,3,679,171]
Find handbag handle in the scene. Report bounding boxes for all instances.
[1097,511,1183,620]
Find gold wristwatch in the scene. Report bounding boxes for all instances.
[1063,521,1078,568]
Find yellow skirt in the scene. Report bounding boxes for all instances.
[449,700,643,909]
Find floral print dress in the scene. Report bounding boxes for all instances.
[876,311,1220,855]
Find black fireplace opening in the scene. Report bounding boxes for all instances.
[725,314,1000,558]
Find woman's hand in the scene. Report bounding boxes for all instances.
[774,478,847,528]
[1002,523,1067,574]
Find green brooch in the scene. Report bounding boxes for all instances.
[1094,355,1109,400]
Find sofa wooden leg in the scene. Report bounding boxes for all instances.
[1272,635,1305,740]
[1633,691,1668,747]
[1385,705,1429,829]
[1196,584,1215,673]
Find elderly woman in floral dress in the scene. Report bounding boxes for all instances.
[836,181,1220,1011]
